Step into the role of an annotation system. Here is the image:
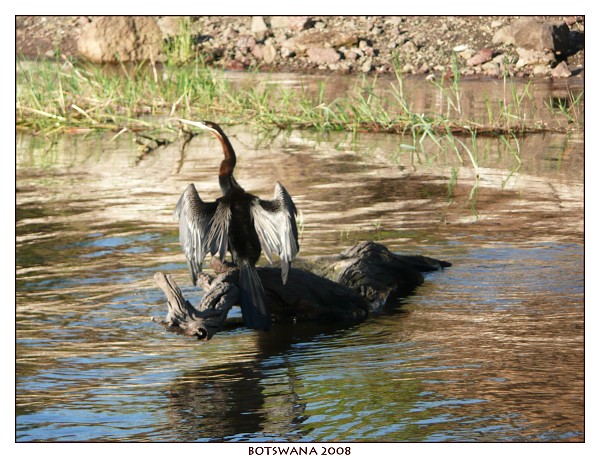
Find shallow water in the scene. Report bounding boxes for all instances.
[16,88,583,442]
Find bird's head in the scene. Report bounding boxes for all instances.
[176,118,224,137]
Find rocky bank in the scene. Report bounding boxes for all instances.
[16,15,584,79]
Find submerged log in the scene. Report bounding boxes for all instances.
[152,241,451,340]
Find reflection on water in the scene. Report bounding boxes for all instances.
[226,72,583,132]
[16,104,583,442]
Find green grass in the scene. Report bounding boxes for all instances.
[545,90,584,127]
[17,48,583,138]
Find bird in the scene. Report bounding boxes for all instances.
[173,120,299,330]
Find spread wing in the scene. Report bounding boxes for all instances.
[251,182,299,284]
[174,183,230,285]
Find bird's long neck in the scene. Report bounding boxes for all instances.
[209,124,239,194]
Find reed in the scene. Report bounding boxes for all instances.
[17,51,581,138]
[545,89,584,127]
[16,50,581,208]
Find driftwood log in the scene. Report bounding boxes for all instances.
[152,241,451,340]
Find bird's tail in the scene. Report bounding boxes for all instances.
[239,261,272,331]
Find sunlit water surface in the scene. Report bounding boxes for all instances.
[16,85,583,442]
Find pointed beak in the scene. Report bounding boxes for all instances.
[175,118,210,130]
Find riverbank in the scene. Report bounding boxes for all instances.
[16,16,584,79]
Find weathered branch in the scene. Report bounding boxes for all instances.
[153,241,451,340]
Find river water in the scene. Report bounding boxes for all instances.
[16,78,583,442]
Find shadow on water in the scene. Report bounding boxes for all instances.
[16,77,583,442]
[164,321,363,442]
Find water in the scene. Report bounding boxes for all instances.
[16,86,583,442]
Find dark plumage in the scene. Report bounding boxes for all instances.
[174,120,299,330]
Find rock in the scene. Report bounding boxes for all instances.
[282,29,358,54]
[401,40,417,53]
[492,18,570,54]
[252,43,277,64]
[402,63,415,73]
[269,17,289,29]
[236,34,256,53]
[363,46,375,57]
[481,61,499,76]
[493,53,510,63]
[262,43,277,64]
[306,47,341,65]
[361,57,373,73]
[481,61,498,71]
[466,48,493,66]
[222,26,238,41]
[157,16,185,38]
[345,50,359,61]
[563,16,578,27]
[386,17,403,26]
[280,46,295,58]
[251,45,263,60]
[458,48,476,60]
[396,33,409,43]
[515,47,556,68]
[77,16,163,63]
[225,59,248,71]
[270,16,313,31]
[251,16,268,34]
[533,65,550,76]
[551,61,572,78]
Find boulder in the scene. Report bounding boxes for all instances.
[492,18,570,54]
[77,16,163,63]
